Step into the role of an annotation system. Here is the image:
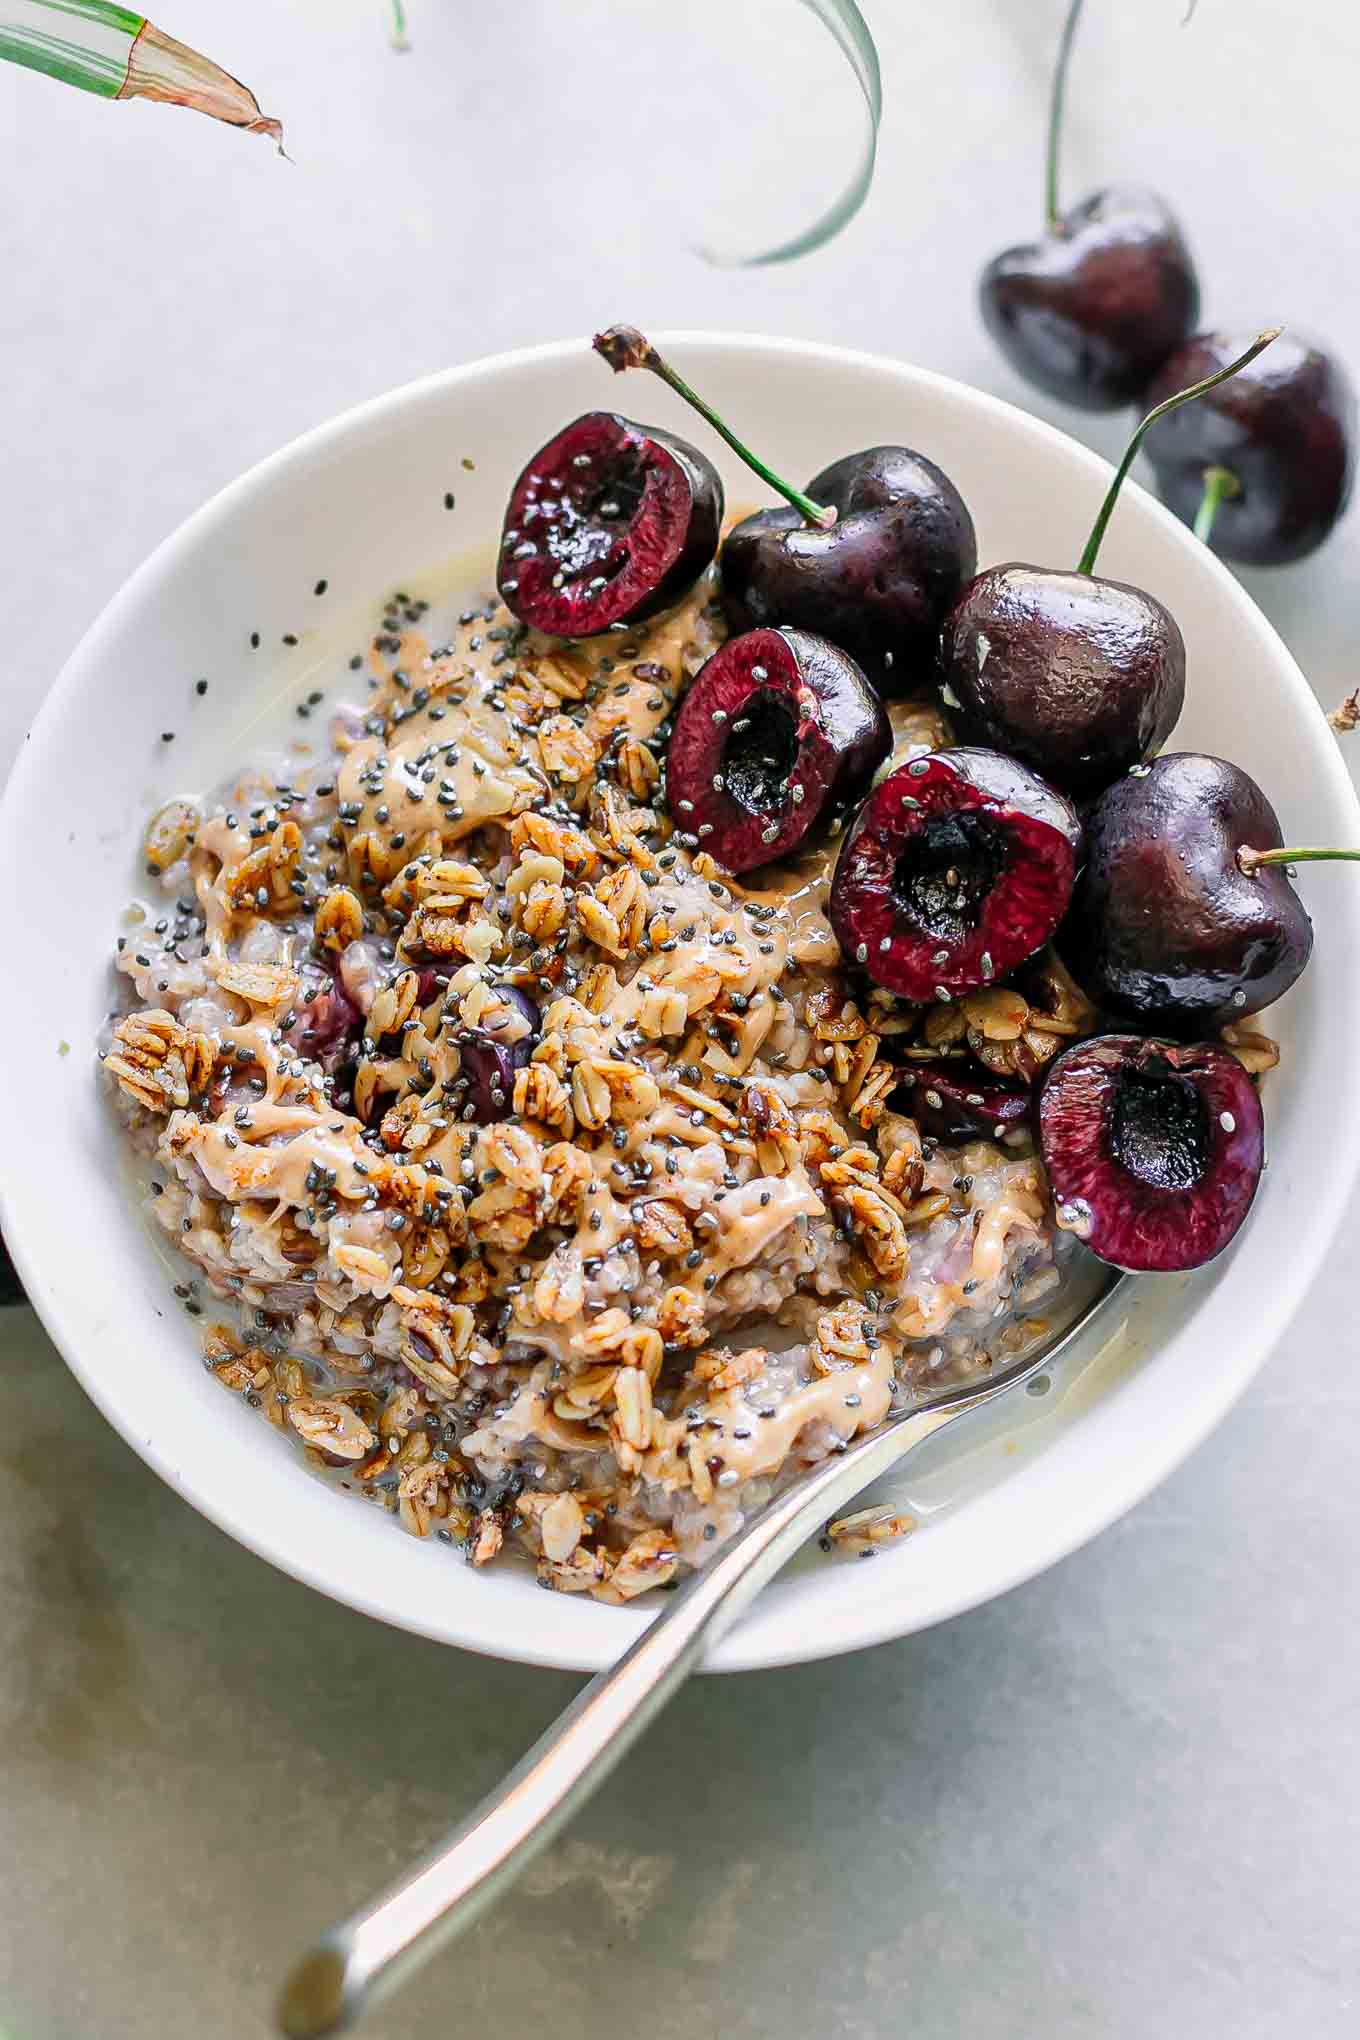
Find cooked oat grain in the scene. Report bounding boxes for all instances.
[104,574,1095,1598]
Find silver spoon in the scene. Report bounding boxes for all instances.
[278,1269,1123,2038]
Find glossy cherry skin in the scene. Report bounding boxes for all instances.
[1060,753,1313,1030]
[285,978,362,1075]
[453,986,541,1123]
[830,747,1082,1001]
[892,1061,1033,1143]
[720,446,976,696]
[1140,330,1357,565]
[940,564,1185,801]
[1038,1033,1264,1272]
[497,412,722,637]
[980,188,1200,412]
[666,627,889,874]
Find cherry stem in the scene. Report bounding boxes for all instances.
[1045,0,1085,230]
[593,325,836,530]
[1238,845,1360,875]
[1076,329,1281,577]
[1193,464,1241,546]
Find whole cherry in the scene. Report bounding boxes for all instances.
[979,0,1200,411]
[1059,751,1360,1030]
[940,332,1278,800]
[593,325,976,694]
[1140,329,1357,564]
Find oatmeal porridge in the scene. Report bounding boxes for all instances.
[102,570,1120,1601]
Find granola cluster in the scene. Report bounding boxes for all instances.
[104,577,1085,1596]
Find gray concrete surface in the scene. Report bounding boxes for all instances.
[3,2,1359,2035]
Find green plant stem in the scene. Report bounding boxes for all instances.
[1193,464,1241,545]
[1046,0,1085,229]
[1238,846,1360,874]
[1077,329,1281,577]
[0,0,141,98]
[700,0,882,268]
[593,325,836,528]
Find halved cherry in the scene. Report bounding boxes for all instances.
[497,411,722,638]
[829,748,1081,1001]
[666,627,890,873]
[1037,1033,1264,1271]
[893,1060,1033,1141]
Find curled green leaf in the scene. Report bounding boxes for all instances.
[0,0,283,146]
[698,0,882,268]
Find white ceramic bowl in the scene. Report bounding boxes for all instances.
[3,334,1357,1675]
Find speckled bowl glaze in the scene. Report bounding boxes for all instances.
[2,334,1357,1674]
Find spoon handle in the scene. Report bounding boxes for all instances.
[277,1389,994,2038]
[277,1273,1125,2036]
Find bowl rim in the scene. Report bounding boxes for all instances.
[4,329,1359,1675]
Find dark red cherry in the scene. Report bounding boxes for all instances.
[457,1037,519,1123]
[1038,1033,1264,1271]
[665,627,889,874]
[939,334,1277,799]
[942,565,1183,801]
[719,447,977,696]
[453,986,541,1123]
[981,190,1199,413]
[1140,329,1357,564]
[978,5,1197,411]
[284,976,362,1074]
[829,748,1081,1001]
[497,411,722,637]
[413,969,448,1008]
[893,1061,1032,1142]
[593,324,974,695]
[1060,753,1317,1030]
